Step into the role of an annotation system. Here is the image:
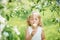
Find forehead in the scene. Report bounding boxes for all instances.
[29,15,39,19]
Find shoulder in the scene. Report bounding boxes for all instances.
[38,26,43,30]
[26,26,32,32]
[26,26,33,35]
[38,26,44,32]
[26,26,32,33]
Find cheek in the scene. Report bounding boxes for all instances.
[37,20,39,23]
[29,20,33,24]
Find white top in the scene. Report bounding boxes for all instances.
[27,26,42,40]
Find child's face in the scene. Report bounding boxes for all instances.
[29,15,39,27]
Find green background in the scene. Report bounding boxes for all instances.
[0,0,60,40]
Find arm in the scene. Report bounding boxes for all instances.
[25,29,32,40]
[41,29,45,40]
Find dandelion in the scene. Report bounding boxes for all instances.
[13,26,20,35]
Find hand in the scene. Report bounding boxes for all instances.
[31,30,36,36]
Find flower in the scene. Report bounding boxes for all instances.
[14,7,19,11]
[56,18,60,22]
[0,15,7,32]
[1,0,8,5]
[0,15,7,39]
[0,33,2,40]
[3,31,9,37]
[36,5,42,9]
[0,15,6,24]
[13,26,20,35]
[44,1,48,7]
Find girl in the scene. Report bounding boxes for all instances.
[26,11,45,40]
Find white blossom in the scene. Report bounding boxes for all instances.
[13,26,20,35]
[56,18,60,22]
[44,1,48,7]
[3,31,9,37]
[51,2,54,4]
[0,33,2,40]
[0,15,6,39]
[30,2,35,6]
[14,7,18,11]
[36,4,42,9]
[0,15,7,32]
[0,15,6,24]
[0,15,7,39]
[1,0,8,5]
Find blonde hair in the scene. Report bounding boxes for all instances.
[27,14,42,27]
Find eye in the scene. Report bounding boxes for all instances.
[35,18,38,20]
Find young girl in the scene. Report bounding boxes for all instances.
[26,11,45,40]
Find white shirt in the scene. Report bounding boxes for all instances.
[27,26,42,40]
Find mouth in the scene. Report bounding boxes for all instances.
[32,23,37,26]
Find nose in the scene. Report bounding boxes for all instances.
[33,19,36,23]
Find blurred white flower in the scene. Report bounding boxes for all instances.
[3,31,9,37]
[36,4,42,9]
[0,15,6,24]
[0,24,6,32]
[14,7,18,11]
[1,0,8,5]
[51,2,54,4]
[13,26,20,35]
[0,15,7,40]
[0,33,2,40]
[30,2,35,6]
[0,15,7,32]
[56,18,60,22]
[44,1,48,7]
[14,6,19,13]
[13,6,19,15]
[6,25,10,27]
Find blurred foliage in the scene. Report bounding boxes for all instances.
[0,0,60,40]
